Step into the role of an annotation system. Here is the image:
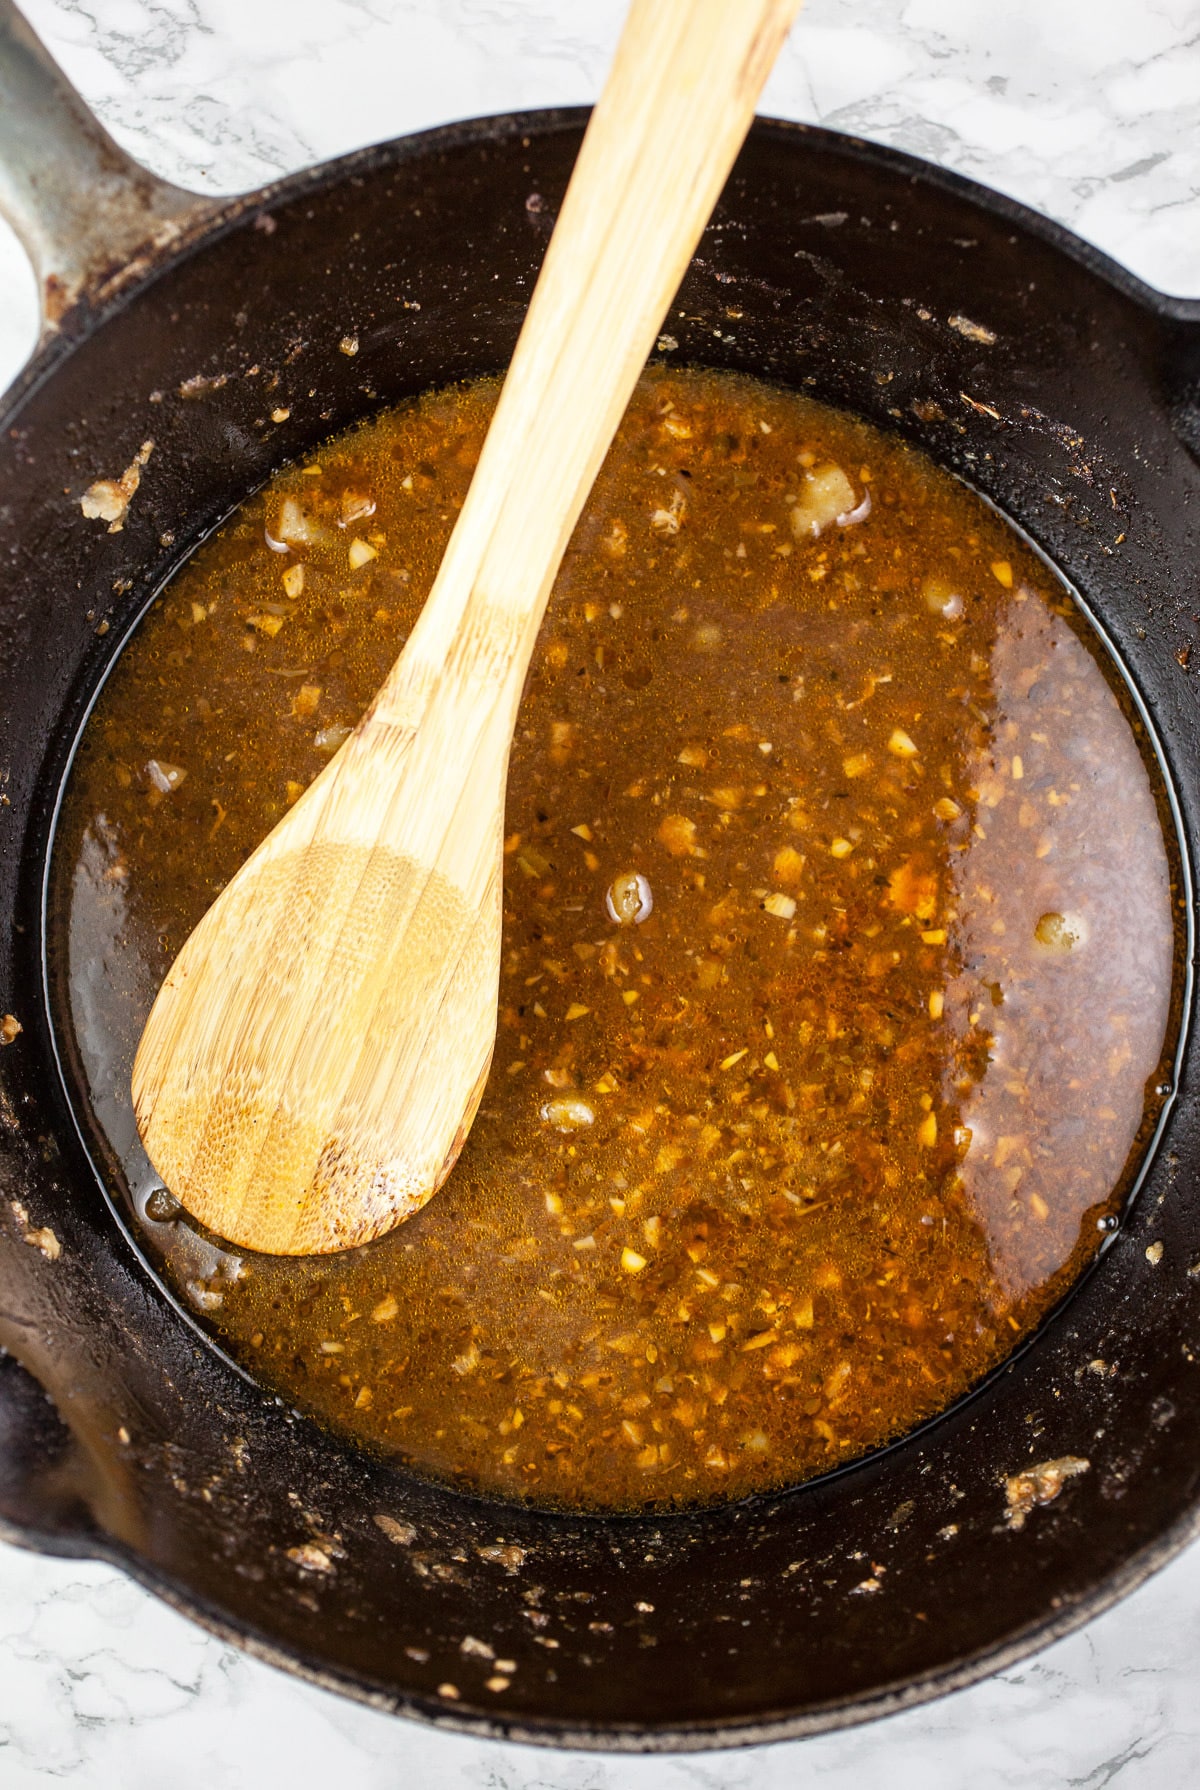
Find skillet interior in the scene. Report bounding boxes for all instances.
[2,113,1200,1749]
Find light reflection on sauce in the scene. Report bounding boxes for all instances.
[950,599,1173,1296]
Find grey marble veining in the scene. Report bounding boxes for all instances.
[2,1,1200,1783]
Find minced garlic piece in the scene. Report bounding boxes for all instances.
[291,683,321,719]
[790,463,856,540]
[658,814,703,857]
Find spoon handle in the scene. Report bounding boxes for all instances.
[132,0,801,1255]
[370,0,801,731]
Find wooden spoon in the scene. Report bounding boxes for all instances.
[132,0,801,1254]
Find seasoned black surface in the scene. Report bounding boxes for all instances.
[1,114,1200,1747]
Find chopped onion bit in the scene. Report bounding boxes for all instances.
[146,759,187,793]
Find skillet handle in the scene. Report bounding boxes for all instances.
[0,1351,103,1558]
[0,0,213,333]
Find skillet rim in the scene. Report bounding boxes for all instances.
[5,106,1199,427]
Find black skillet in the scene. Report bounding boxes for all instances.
[2,0,1200,1753]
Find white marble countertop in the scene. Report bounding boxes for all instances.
[2,1,1199,1784]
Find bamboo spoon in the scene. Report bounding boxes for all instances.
[132,0,801,1254]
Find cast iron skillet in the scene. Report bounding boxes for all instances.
[2,1,1200,1753]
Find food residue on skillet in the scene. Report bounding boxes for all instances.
[53,367,1177,1510]
[1003,1454,1090,1530]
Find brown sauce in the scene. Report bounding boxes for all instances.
[54,368,1177,1509]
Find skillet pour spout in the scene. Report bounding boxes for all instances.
[2,0,1200,1749]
